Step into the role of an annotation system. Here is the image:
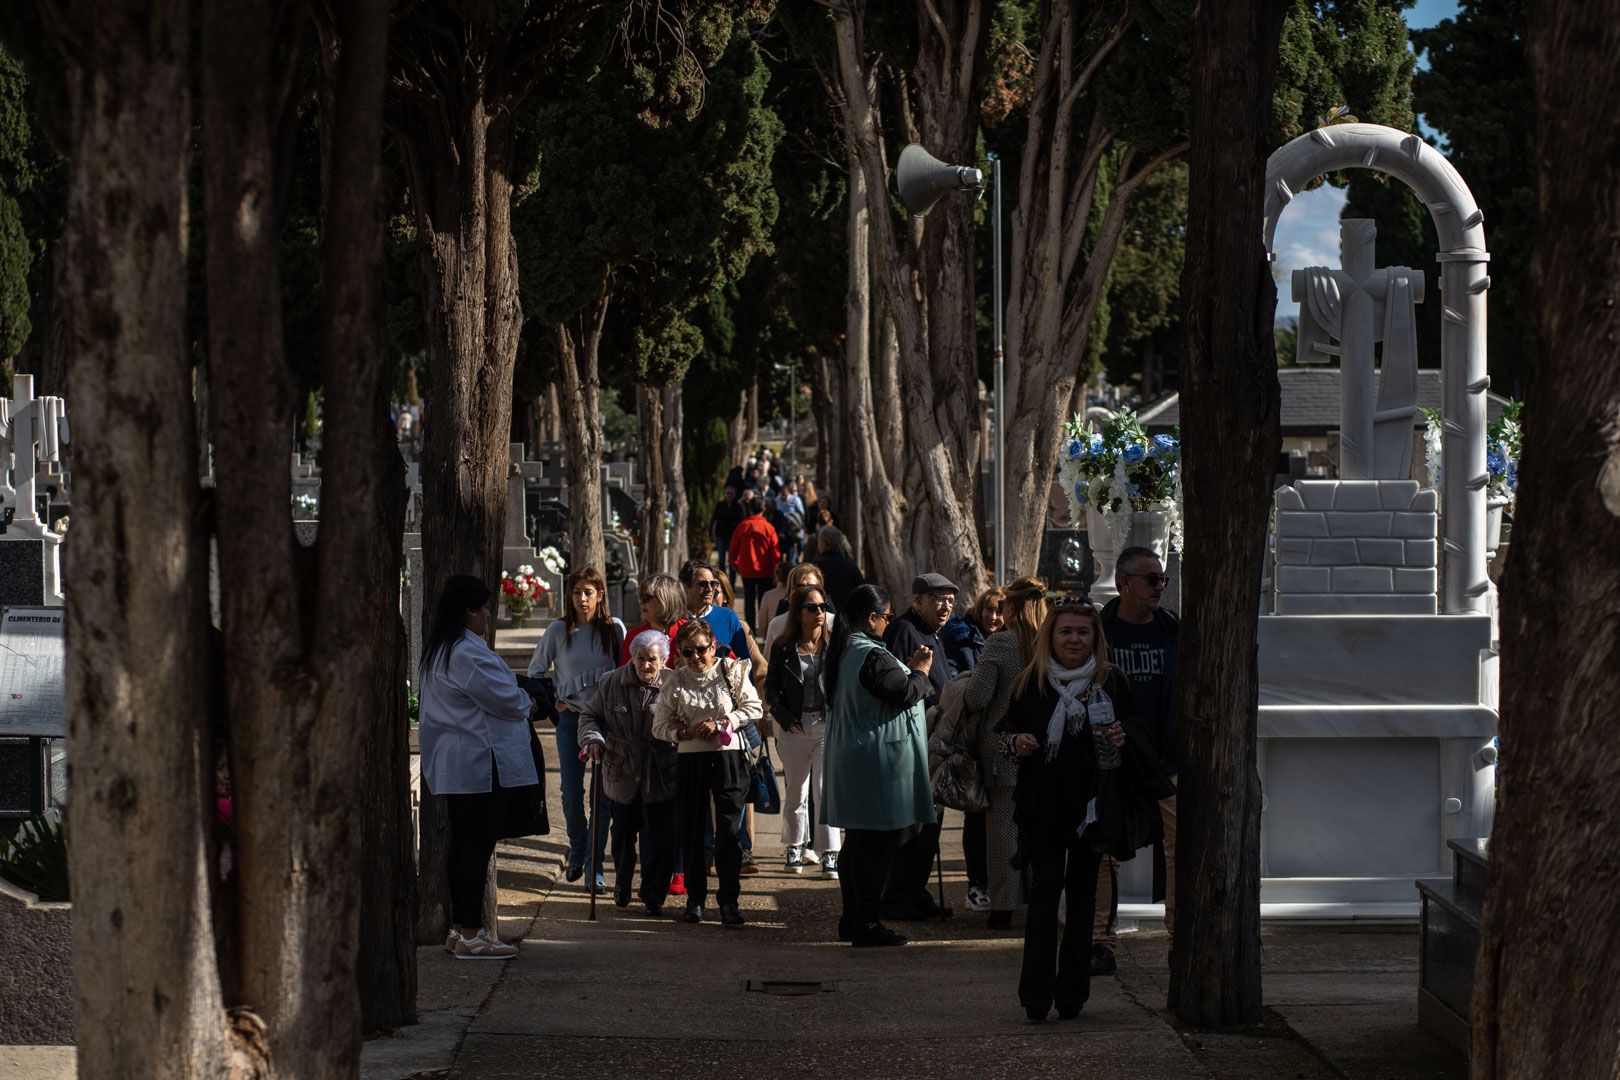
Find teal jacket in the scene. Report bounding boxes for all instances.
[822,631,935,831]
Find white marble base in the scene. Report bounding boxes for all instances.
[1259,614,1492,705]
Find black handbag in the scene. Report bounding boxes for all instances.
[749,750,782,814]
[499,724,551,840]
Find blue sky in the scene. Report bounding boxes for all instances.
[1269,0,1459,321]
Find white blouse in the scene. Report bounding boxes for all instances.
[418,630,538,794]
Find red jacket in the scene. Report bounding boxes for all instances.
[728,515,781,580]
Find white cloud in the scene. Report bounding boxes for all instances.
[1270,185,1347,324]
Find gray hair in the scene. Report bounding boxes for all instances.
[1115,545,1163,583]
[817,524,853,559]
[628,629,670,661]
[641,572,687,628]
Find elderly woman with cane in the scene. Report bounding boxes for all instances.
[579,630,680,917]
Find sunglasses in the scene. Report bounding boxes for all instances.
[640,592,656,603]
[1128,573,1171,588]
[800,603,829,614]
[680,645,714,659]
[696,581,722,592]
[875,610,893,623]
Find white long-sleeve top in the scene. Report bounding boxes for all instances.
[419,630,537,794]
[651,658,763,754]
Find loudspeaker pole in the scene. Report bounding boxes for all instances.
[990,153,1006,586]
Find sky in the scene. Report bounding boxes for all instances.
[1269,0,1459,322]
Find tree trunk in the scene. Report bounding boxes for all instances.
[662,382,690,571]
[829,0,992,596]
[313,0,416,1035]
[203,0,395,1071]
[1167,0,1285,1029]
[637,383,667,574]
[1474,1,1620,1073]
[395,53,525,941]
[727,388,749,470]
[48,0,237,1073]
[555,297,607,575]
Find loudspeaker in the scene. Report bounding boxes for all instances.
[896,143,984,215]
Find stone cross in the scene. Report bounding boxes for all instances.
[1292,219,1425,480]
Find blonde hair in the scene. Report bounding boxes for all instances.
[786,561,825,595]
[1001,576,1049,660]
[1014,602,1111,699]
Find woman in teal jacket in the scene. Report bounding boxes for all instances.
[823,584,935,948]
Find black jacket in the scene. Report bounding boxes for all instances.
[1004,669,1174,862]
[710,498,745,542]
[813,552,866,612]
[764,637,828,731]
[1098,597,1180,774]
[882,608,954,709]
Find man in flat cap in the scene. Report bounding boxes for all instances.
[878,571,961,920]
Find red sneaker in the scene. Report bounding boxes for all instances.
[669,873,687,896]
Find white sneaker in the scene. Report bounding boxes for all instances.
[965,885,991,911]
[785,845,806,873]
[822,851,839,879]
[444,930,460,954]
[801,848,822,866]
[454,928,518,960]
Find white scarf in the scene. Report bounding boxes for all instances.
[1043,656,1097,763]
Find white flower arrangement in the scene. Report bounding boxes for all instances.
[536,546,566,576]
[1421,400,1522,509]
[293,493,319,518]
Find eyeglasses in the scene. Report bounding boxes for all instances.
[801,603,829,614]
[1127,573,1171,588]
[696,581,722,592]
[680,645,714,659]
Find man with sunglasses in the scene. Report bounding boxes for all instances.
[1095,546,1180,975]
[679,560,751,663]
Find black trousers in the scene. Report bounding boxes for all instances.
[883,815,942,909]
[677,751,749,908]
[741,576,772,633]
[838,827,902,933]
[963,810,988,888]
[609,794,679,907]
[445,775,517,930]
[1020,838,1103,1014]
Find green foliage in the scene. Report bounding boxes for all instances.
[0,813,68,902]
[0,44,64,364]
[1411,0,1533,395]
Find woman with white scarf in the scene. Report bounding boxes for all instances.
[1004,600,1137,1023]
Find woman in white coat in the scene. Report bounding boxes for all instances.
[418,575,539,960]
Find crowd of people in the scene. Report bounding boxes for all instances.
[415,459,1181,1023]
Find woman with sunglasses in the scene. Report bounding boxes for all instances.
[765,586,840,876]
[527,567,625,886]
[821,585,935,947]
[651,619,763,926]
[763,562,836,654]
[620,573,690,666]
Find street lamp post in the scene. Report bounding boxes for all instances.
[896,143,1007,584]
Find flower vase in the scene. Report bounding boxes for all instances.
[510,613,527,631]
[1486,496,1509,556]
[1085,505,1126,595]
[1126,509,1174,563]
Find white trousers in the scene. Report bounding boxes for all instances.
[776,715,840,853]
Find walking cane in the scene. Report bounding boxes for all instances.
[935,846,947,917]
[588,754,604,922]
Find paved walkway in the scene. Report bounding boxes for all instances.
[361,749,1466,1080]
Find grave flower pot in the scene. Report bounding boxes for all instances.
[1086,507,1174,591]
[510,613,528,631]
[0,877,73,1044]
[1486,496,1509,556]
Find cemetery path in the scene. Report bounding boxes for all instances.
[356,743,1466,1080]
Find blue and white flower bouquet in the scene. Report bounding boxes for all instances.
[1057,409,1182,549]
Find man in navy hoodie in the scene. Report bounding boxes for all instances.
[1096,546,1179,975]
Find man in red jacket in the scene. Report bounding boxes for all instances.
[727,495,781,635]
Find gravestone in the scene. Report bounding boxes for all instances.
[0,375,69,608]
[0,607,66,831]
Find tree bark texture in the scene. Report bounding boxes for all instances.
[46,1,237,1073]
[555,298,608,575]
[662,382,690,572]
[314,0,416,1035]
[829,0,992,596]
[1001,2,1187,579]
[1474,1,1620,1074]
[638,383,668,574]
[203,0,396,1072]
[1166,0,1285,1030]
